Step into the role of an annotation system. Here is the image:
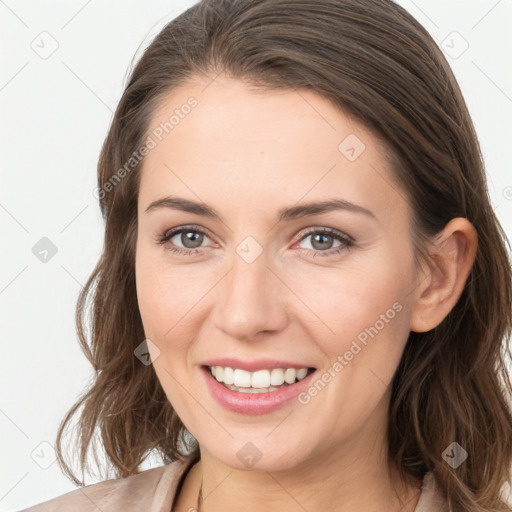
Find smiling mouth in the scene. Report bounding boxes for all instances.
[204,365,316,394]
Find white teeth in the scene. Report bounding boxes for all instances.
[297,368,308,380]
[223,366,234,385]
[284,368,297,384]
[270,368,285,386]
[233,368,252,388]
[252,369,271,389]
[208,365,311,391]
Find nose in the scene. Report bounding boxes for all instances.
[213,246,290,341]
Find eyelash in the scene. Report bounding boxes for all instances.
[156,225,354,259]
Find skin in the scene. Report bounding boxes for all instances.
[134,74,477,512]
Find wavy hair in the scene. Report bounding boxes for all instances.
[55,1,512,510]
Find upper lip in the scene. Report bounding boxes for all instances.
[202,358,316,372]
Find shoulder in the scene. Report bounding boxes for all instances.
[414,472,450,512]
[20,455,197,512]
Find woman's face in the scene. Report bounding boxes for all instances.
[135,75,421,471]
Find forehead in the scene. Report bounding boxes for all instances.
[138,75,407,223]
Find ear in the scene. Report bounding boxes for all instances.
[410,217,478,333]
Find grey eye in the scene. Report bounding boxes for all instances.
[174,231,205,249]
[300,233,342,251]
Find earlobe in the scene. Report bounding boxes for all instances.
[410,218,478,333]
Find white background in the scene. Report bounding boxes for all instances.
[1,1,511,510]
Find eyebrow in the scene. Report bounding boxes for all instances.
[144,196,376,222]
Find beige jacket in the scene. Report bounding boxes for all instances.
[21,456,450,512]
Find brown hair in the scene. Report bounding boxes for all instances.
[55,1,512,510]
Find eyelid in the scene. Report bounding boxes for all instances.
[157,224,354,256]
[157,224,216,245]
[295,226,353,244]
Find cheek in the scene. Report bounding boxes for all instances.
[135,254,168,339]
[136,243,196,335]
[292,251,414,372]
[135,246,218,373]
[135,249,200,417]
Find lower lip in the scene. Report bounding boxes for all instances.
[201,366,317,415]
